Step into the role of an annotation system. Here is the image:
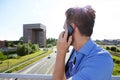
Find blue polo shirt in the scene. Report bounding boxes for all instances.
[65,38,114,80]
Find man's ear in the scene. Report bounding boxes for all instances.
[70,23,76,30]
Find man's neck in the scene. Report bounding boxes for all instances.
[73,36,90,51]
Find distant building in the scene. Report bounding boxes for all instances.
[95,39,120,46]
[23,23,46,47]
[0,41,5,48]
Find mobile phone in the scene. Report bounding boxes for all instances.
[67,25,73,41]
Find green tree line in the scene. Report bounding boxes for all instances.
[46,38,57,47]
[17,43,39,56]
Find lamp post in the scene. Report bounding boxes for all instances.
[28,36,29,55]
[28,35,31,55]
[4,41,9,69]
[7,48,9,68]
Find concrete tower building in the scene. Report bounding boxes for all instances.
[23,23,46,47]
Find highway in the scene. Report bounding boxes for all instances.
[17,50,56,74]
[17,47,71,74]
[0,47,72,80]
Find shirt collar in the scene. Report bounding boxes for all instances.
[76,38,95,56]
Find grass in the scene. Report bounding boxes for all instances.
[5,50,53,73]
[112,55,120,61]
[0,50,52,72]
[100,45,120,75]
[112,55,120,75]
[113,63,120,75]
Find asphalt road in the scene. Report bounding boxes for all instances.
[0,47,72,80]
[17,47,71,74]
[17,51,56,74]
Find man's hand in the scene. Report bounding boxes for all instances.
[53,29,72,80]
[57,29,72,55]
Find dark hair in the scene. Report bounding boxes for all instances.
[65,5,96,36]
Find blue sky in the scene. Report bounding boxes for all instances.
[0,0,120,40]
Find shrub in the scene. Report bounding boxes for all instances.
[106,46,110,50]
[117,49,120,52]
[0,52,7,60]
[111,47,117,52]
[31,44,39,53]
[17,43,24,56]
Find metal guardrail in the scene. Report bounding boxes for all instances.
[0,73,120,80]
[0,73,52,80]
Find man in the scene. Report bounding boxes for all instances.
[53,5,114,80]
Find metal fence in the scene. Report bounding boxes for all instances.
[0,73,120,80]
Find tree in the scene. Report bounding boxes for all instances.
[17,43,23,56]
[17,43,39,56]
[19,36,23,42]
[106,46,110,50]
[17,43,29,56]
[111,47,117,52]
[117,49,120,52]
[31,44,39,53]
[47,38,57,47]
[8,41,14,47]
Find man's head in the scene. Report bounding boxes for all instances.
[65,5,96,37]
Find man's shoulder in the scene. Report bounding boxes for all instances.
[85,44,113,65]
[90,44,110,56]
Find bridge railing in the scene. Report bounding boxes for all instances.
[0,73,120,80]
